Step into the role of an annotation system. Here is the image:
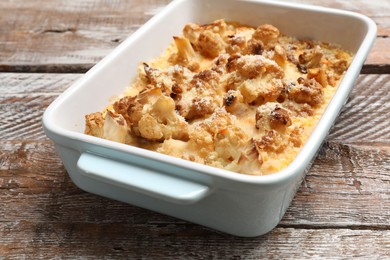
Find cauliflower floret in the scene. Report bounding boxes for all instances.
[210,53,230,74]
[330,50,351,74]
[254,130,287,153]
[183,19,229,43]
[143,63,194,94]
[187,97,215,120]
[182,20,228,59]
[197,30,226,58]
[103,111,130,143]
[244,38,264,55]
[85,112,104,137]
[255,102,292,133]
[288,77,324,107]
[112,87,161,131]
[175,70,221,120]
[226,34,247,54]
[188,108,249,165]
[183,23,201,44]
[298,45,323,69]
[307,67,329,87]
[85,111,131,144]
[239,78,283,105]
[192,69,220,90]
[138,95,189,141]
[264,44,287,67]
[252,24,280,48]
[223,89,247,115]
[138,114,164,140]
[111,87,188,141]
[236,55,284,79]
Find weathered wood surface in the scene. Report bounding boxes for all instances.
[1,0,390,258]
[0,0,389,73]
[0,73,389,258]
[1,73,389,142]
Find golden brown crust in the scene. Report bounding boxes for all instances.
[85,19,352,175]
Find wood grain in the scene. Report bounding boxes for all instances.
[0,0,389,73]
[1,0,389,257]
[1,224,390,259]
[0,71,389,258]
[1,73,389,142]
[0,141,389,258]
[0,140,389,226]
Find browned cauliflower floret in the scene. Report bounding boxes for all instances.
[226,54,241,73]
[189,108,249,165]
[182,97,214,120]
[226,34,247,54]
[177,88,219,120]
[236,55,284,79]
[239,78,283,105]
[175,70,221,120]
[330,50,351,74]
[289,127,303,147]
[223,89,246,114]
[112,87,161,130]
[143,63,194,94]
[254,130,287,153]
[255,102,292,132]
[307,67,329,87]
[111,87,188,141]
[138,95,189,141]
[252,24,280,48]
[197,30,226,58]
[329,59,349,75]
[266,44,287,67]
[85,112,104,137]
[183,19,228,44]
[85,111,131,144]
[192,69,220,90]
[244,38,264,55]
[182,20,228,59]
[288,77,324,106]
[298,45,323,69]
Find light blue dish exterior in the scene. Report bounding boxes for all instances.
[42,0,376,237]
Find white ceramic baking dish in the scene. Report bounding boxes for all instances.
[42,0,376,237]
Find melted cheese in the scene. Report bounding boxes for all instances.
[85,19,353,175]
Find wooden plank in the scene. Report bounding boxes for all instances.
[0,76,389,257]
[1,140,389,226]
[0,0,171,69]
[1,223,390,258]
[329,74,390,143]
[282,141,390,227]
[0,0,388,73]
[0,73,80,94]
[1,73,389,141]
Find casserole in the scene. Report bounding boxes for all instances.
[42,0,376,237]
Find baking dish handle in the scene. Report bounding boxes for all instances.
[77,152,210,205]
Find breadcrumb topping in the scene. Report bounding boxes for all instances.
[85,19,352,175]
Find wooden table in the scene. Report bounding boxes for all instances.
[1,0,389,258]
